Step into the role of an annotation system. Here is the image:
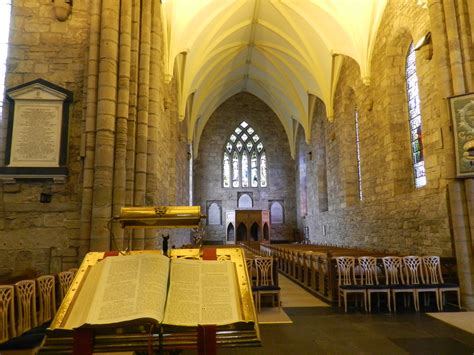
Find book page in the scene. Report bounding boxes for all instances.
[66,253,170,328]
[163,259,243,326]
[62,260,105,329]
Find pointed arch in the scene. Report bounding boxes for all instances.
[223,121,268,188]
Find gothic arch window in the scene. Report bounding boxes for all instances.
[0,1,12,117]
[406,42,426,188]
[223,121,267,187]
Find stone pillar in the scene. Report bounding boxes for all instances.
[79,0,102,257]
[448,181,474,309]
[111,0,133,250]
[126,0,141,206]
[133,0,152,250]
[90,0,120,251]
[429,0,474,309]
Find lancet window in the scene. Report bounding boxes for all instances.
[223,121,267,188]
[406,42,426,188]
[355,109,363,200]
[0,1,12,117]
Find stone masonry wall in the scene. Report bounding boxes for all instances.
[194,92,296,243]
[0,1,91,279]
[295,0,453,256]
[0,1,188,278]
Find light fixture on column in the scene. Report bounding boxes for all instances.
[52,0,73,22]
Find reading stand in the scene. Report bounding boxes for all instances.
[39,248,260,354]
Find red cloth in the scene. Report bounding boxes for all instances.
[202,248,217,260]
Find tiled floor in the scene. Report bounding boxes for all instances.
[220,275,474,355]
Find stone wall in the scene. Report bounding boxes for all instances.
[295,0,453,256]
[0,1,90,279]
[194,92,296,243]
[0,1,188,279]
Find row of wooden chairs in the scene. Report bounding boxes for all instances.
[335,256,461,313]
[0,269,77,344]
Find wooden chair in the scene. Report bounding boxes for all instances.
[0,285,16,342]
[358,256,391,312]
[254,257,280,311]
[14,280,37,335]
[36,275,56,325]
[335,256,367,312]
[422,256,461,310]
[403,256,439,311]
[382,256,417,312]
[58,270,75,303]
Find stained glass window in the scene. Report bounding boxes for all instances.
[355,109,363,200]
[406,43,426,188]
[223,121,267,188]
[0,1,12,119]
[242,151,249,187]
[232,151,239,187]
[251,151,258,187]
[260,152,267,187]
[223,153,230,187]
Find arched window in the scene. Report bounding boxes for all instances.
[355,109,363,200]
[0,1,12,118]
[406,42,426,188]
[223,121,267,187]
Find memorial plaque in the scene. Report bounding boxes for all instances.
[449,92,474,177]
[0,79,72,182]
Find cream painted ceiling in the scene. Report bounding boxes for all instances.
[160,0,388,157]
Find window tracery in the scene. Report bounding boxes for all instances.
[223,121,267,188]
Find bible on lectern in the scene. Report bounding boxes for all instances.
[61,253,249,329]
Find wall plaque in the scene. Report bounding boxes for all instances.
[0,79,72,182]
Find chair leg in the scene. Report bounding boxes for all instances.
[367,292,371,312]
[344,293,348,313]
[393,292,397,313]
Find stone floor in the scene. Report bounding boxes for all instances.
[207,275,474,354]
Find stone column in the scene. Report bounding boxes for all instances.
[429,0,474,309]
[133,0,152,250]
[111,0,133,250]
[90,0,120,251]
[144,0,162,250]
[448,181,474,309]
[79,0,102,257]
[126,0,141,207]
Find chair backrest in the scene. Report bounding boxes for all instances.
[335,256,357,286]
[0,285,16,342]
[245,258,254,286]
[58,271,75,302]
[422,256,444,284]
[403,256,425,285]
[37,275,56,325]
[358,256,379,286]
[382,256,405,285]
[254,257,275,287]
[14,280,37,335]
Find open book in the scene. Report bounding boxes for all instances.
[62,253,249,329]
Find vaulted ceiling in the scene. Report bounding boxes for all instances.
[160,0,388,157]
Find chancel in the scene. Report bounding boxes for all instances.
[0,0,474,354]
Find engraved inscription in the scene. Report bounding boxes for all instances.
[9,104,61,167]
